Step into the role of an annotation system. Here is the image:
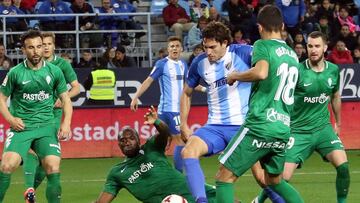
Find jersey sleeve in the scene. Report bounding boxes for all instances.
[251,40,269,67]
[149,60,164,80]
[235,45,253,69]
[61,60,78,83]
[54,68,68,96]
[0,71,15,97]
[186,59,201,88]
[103,167,123,196]
[333,66,340,93]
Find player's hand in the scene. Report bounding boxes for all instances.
[226,72,237,86]
[180,124,192,143]
[9,117,25,131]
[54,98,62,108]
[144,106,158,125]
[58,123,71,141]
[130,99,138,112]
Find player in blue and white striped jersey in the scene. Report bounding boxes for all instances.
[131,36,203,172]
[180,22,252,203]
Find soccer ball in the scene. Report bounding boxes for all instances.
[161,194,188,203]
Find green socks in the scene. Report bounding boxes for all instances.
[257,189,268,203]
[215,181,234,203]
[46,173,62,203]
[34,165,47,189]
[0,172,11,202]
[23,152,40,189]
[269,180,304,203]
[336,162,350,203]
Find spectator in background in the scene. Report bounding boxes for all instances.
[333,6,359,36]
[112,45,137,68]
[276,0,306,38]
[187,16,209,50]
[71,0,102,48]
[75,49,98,69]
[0,43,13,69]
[281,29,294,48]
[60,52,73,65]
[188,43,203,66]
[315,0,335,25]
[20,0,37,13]
[84,64,116,105]
[294,32,306,46]
[327,40,354,64]
[101,47,117,69]
[111,0,145,40]
[302,1,319,35]
[154,47,168,64]
[294,42,307,62]
[98,0,120,48]
[316,15,332,42]
[163,0,195,40]
[232,26,249,45]
[225,0,256,39]
[208,6,231,29]
[38,0,75,48]
[353,46,360,63]
[190,0,209,23]
[0,58,12,70]
[0,0,27,48]
[331,24,357,51]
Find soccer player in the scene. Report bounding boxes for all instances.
[282,31,349,203]
[130,36,202,172]
[0,30,73,202]
[94,106,216,203]
[22,32,80,202]
[180,21,253,202]
[214,5,304,203]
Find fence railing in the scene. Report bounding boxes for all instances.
[0,12,153,67]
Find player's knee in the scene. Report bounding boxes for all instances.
[181,146,198,158]
[0,163,17,173]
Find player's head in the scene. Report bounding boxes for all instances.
[41,32,56,59]
[118,127,140,158]
[306,31,327,65]
[167,36,183,61]
[21,29,43,67]
[202,21,232,62]
[257,5,284,37]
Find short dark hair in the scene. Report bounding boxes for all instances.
[21,29,42,47]
[116,45,126,53]
[294,42,304,48]
[308,31,327,44]
[167,36,182,44]
[202,21,232,45]
[257,5,283,33]
[118,127,139,142]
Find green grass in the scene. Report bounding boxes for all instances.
[3,150,360,203]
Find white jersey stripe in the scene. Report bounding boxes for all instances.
[219,127,249,164]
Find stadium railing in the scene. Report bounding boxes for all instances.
[0,12,154,67]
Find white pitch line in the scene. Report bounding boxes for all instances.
[9,171,360,185]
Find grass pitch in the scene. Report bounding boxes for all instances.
[3,150,360,203]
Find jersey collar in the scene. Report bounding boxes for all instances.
[305,59,328,70]
[23,59,46,70]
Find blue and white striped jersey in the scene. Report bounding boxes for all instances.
[187,44,252,125]
[150,57,188,113]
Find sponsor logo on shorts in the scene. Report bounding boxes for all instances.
[331,139,342,145]
[23,91,50,101]
[266,108,290,126]
[128,162,154,183]
[304,93,329,104]
[252,139,286,149]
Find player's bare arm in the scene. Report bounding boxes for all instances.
[331,90,341,134]
[58,92,73,140]
[54,80,80,108]
[180,84,194,142]
[144,106,172,148]
[130,76,154,112]
[94,192,115,203]
[0,92,25,131]
[227,60,269,85]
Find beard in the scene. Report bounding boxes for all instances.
[28,55,42,67]
[309,54,324,66]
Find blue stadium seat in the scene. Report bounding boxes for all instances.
[212,0,228,16]
[150,0,168,16]
[34,1,43,13]
[178,0,190,16]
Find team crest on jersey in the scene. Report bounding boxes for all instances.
[328,78,332,87]
[2,75,8,86]
[46,75,51,84]
[225,62,231,70]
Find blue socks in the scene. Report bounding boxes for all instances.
[183,158,207,202]
[173,145,184,172]
[264,187,285,203]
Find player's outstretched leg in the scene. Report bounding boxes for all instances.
[173,145,184,172]
[268,179,304,203]
[46,173,61,203]
[336,162,350,203]
[23,151,39,190]
[0,171,11,202]
[34,165,46,189]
